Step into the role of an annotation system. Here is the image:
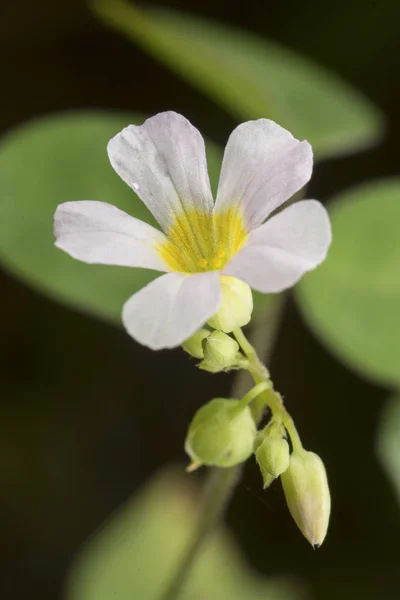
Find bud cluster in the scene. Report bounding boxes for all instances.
[182,277,254,373]
[255,421,331,547]
[181,275,331,547]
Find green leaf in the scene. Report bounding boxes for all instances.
[296,179,400,386]
[377,395,400,503]
[0,111,222,324]
[92,0,384,160]
[65,468,300,600]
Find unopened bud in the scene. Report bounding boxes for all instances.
[199,331,239,372]
[255,425,290,488]
[281,449,331,548]
[185,398,256,468]
[182,328,211,359]
[207,276,253,333]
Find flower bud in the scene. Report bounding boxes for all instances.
[185,398,256,468]
[199,331,239,372]
[255,433,290,489]
[281,449,331,547]
[207,276,253,333]
[182,328,211,359]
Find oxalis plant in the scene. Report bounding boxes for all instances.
[1,1,395,596]
[54,111,332,593]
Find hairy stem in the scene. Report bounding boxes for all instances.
[234,322,303,452]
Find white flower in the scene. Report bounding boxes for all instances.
[54,112,331,350]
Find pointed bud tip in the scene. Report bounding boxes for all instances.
[186,459,202,473]
[281,450,331,547]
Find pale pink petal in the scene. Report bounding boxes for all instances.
[215,119,313,229]
[224,200,331,293]
[54,201,169,271]
[122,272,221,350]
[107,112,214,232]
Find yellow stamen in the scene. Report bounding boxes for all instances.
[211,258,223,269]
[198,258,208,269]
[157,207,248,273]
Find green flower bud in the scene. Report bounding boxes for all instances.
[256,434,290,489]
[207,276,253,333]
[281,449,331,548]
[199,331,239,372]
[185,398,256,468]
[182,328,211,359]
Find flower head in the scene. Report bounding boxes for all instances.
[54,112,331,349]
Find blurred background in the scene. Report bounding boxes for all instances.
[1,1,400,599]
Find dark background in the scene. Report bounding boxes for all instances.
[1,1,400,598]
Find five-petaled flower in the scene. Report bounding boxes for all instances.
[54,112,331,350]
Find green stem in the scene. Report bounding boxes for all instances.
[236,381,270,412]
[232,296,284,399]
[234,327,303,452]
[263,387,303,452]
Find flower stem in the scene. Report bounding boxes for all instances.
[234,326,303,452]
[160,296,284,600]
[236,381,270,412]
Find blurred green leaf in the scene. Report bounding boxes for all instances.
[296,179,400,386]
[92,0,384,160]
[0,112,221,324]
[65,468,301,600]
[377,395,400,503]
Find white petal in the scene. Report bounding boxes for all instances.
[122,272,221,350]
[215,119,313,229]
[107,112,214,232]
[54,201,169,271]
[224,200,331,293]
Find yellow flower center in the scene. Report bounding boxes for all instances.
[157,208,248,273]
